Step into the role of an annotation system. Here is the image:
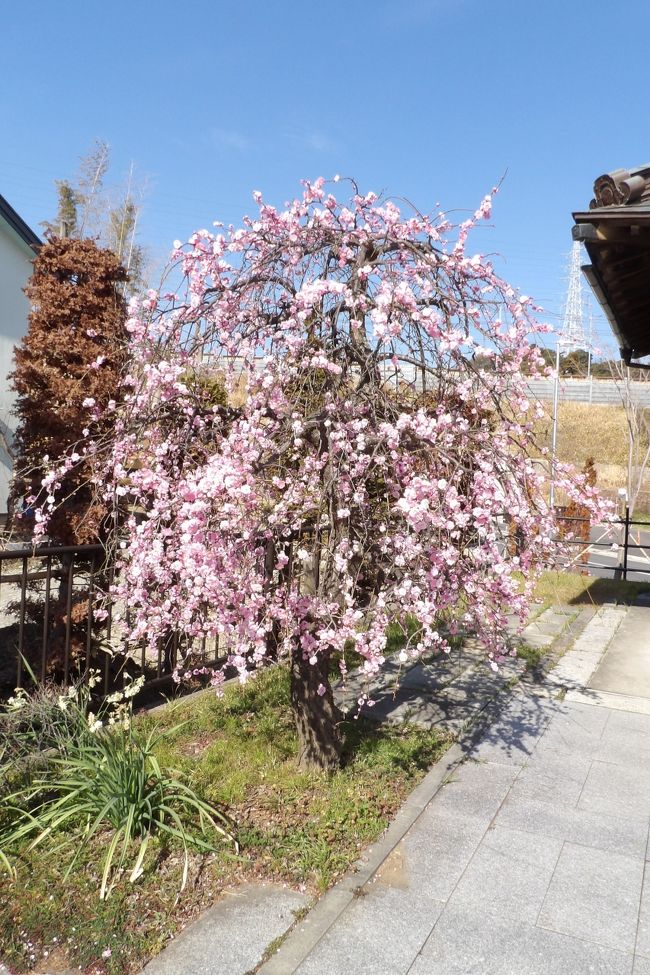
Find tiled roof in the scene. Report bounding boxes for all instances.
[573,166,650,362]
[590,165,650,209]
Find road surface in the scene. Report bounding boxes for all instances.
[559,522,650,582]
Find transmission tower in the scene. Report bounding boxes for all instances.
[560,240,587,350]
[550,240,588,508]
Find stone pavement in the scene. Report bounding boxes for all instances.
[260,601,650,974]
[333,604,580,733]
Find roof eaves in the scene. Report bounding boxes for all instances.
[0,193,41,251]
[573,206,650,224]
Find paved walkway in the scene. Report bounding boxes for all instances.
[260,602,650,974]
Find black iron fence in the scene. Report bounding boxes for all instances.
[554,506,650,581]
[0,544,106,693]
[0,543,224,699]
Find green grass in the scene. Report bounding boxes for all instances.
[528,570,650,614]
[629,511,650,525]
[0,666,451,975]
[514,642,544,671]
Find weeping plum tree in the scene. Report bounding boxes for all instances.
[36,178,606,769]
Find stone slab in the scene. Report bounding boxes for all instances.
[595,731,650,769]
[590,607,650,697]
[606,709,650,736]
[363,683,485,732]
[532,704,609,760]
[393,807,491,902]
[537,842,644,953]
[142,884,307,975]
[543,698,611,735]
[411,905,633,975]
[521,927,633,975]
[509,750,592,806]
[566,689,650,715]
[632,871,650,958]
[467,695,553,765]
[294,885,445,975]
[410,905,534,975]
[368,808,486,901]
[577,760,650,820]
[429,759,518,821]
[443,825,562,922]
[495,793,648,859]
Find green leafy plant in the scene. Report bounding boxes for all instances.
[0,676,237,899]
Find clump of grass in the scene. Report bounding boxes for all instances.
[0,681,80,787]
[514,643,544,671]
[385,615,422,655]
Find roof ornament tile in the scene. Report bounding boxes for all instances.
[591,165,650,208]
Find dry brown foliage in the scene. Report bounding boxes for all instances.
[533,402,650,469]
[10,237,129,543]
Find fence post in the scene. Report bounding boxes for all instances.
[623,505,631,581]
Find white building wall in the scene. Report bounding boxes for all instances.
[0,221,35,514]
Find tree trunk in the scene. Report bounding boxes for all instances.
[291,647,342,771]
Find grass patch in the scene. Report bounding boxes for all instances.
[529,570,650,613]
[0,666,451,974]
[514,642,544,671]
[629,511,650,525]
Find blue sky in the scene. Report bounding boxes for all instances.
[2,0,649,353]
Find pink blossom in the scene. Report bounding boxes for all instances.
[32,177,611,723]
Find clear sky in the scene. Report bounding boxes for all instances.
[2,0,649,354]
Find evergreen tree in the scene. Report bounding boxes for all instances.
[40,180,81,239]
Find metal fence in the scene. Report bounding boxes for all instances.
[526,377,650,407]
[554,506,650,581]
[0,544,105,693]
[0,543,223,699]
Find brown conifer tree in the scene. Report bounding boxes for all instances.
[10,237,128,543]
